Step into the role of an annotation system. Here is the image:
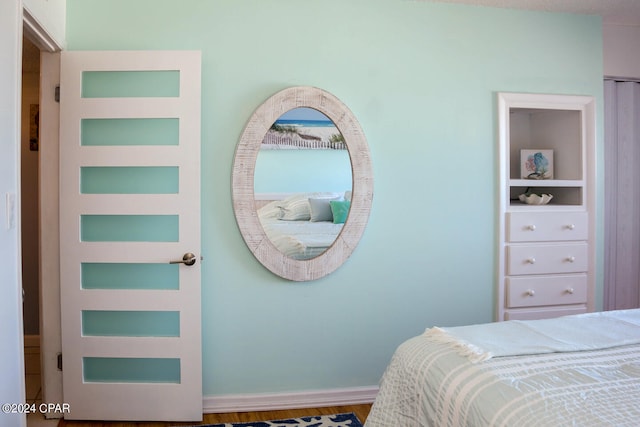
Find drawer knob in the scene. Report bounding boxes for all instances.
[526,257,536,264]
[526,289,536,297]
[526,224,536,231]
[566,224,575,230]
[566,287,575,294]
[566,256,576,263]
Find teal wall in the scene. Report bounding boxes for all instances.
[254,150,352,194]
[66,0,604,396]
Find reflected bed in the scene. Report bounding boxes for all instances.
[259,216,343,260]
[257,192,349,260]
[366,309,640,427]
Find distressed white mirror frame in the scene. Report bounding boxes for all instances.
[232,86,373,281]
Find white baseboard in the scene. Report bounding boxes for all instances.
[203,386,378,414]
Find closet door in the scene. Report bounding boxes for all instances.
[59,51,202,421]
[604,80,640,310]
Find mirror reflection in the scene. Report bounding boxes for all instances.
[254,108,352,260]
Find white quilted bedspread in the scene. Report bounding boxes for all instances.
[366,310,640,427]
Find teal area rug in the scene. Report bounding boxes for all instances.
[185,412,363,427]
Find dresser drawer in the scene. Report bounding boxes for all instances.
[504,306,587,321]
[507,212,588,242]
[507,243,588,275]
[506,275,587,308]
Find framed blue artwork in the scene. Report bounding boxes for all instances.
[521,149,553,179]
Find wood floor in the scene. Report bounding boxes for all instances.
[56,404,372,427]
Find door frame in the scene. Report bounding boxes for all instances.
[603,78,640,310]
[38,50,63,413]
[23,7,64,415]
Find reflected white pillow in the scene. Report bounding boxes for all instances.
[309,197,341,222]
[257,200,283,219]
[344,190,352,201]
[278,197,311,221]
[277,192,342,221]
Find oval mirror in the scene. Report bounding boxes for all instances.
[232,86,373,281]
[254,107,352,260]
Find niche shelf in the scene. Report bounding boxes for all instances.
[497,92,596,321]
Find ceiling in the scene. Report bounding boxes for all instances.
[427,0,640,26]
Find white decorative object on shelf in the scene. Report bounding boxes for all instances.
[519,193,553,205]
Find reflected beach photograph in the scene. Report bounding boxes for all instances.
[261,107,346,150]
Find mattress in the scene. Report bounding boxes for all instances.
[366,310,640,427]
[259,216,343,260]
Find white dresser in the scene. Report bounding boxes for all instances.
[497,93,596,321]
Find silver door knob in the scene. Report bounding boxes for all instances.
[170,252,197,266]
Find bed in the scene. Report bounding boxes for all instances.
[365,309,640,427]
[257,192,350,260]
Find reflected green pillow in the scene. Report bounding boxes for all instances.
[330,200,351,224]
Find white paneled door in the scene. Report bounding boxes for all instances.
[59,51,202,421]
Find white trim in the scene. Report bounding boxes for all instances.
[254,192,347,201]
[203,386,378,413]
[22,8,62,52]
[254,192,292,201]
[604,75,640,83]
[2,2,26,426]
[39,51,63,416]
